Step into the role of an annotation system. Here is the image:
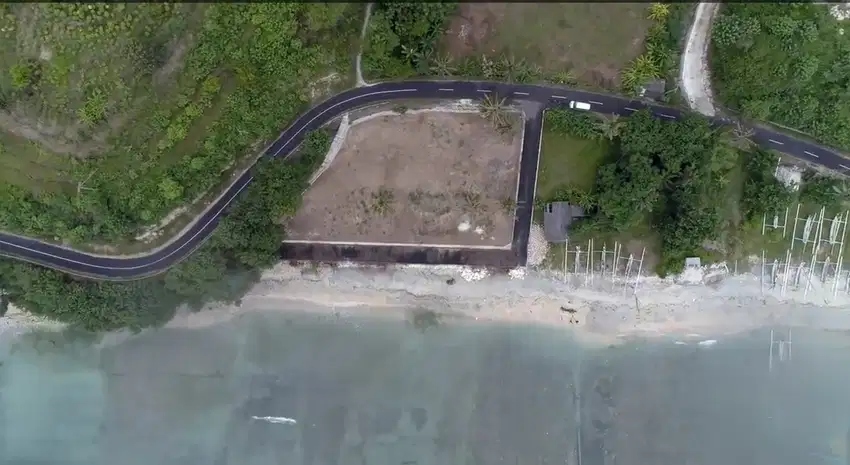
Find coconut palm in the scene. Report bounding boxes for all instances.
[550,69,577,85]
[832,181,850,203]
[723,121,755,150]
[621,55,662,93]
[479,93,510,129]
[400,44,420,63]
[595,114,625,140]
[430,54,456,77]
[479,55,498,79]
[516,63,542,83]
[500,55,525,82]
[648,3,670,21]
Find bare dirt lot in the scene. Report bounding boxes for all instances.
[440,3,653,89]
[286,111,523,247]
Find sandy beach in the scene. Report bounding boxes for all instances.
[4,259,850,344]
[4,261,850,465]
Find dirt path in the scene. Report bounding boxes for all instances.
[355,3,373,87]
[680,2,719,117]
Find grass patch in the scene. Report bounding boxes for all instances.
[440,3,654,89]
[536,129,609,198]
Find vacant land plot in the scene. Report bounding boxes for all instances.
[286,111,523,247]
[440,3,653,89]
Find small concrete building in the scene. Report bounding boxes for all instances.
[543,202,585,243]
[639,79,667,101]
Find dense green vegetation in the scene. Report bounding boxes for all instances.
[740,149,794,223]
[620,3,692,99]
[361,2,457,79]
[711,3,850,150]
[0,130,332,331]
[537,108,792,276]
[0,4,359,245]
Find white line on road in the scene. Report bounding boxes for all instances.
[804,150,819,158]
[477,89,491,93]
[552,95,568,99]
[624,107,638,112]
[514,91,530,96]
[841,164,850,171]
[438,88,453,91]
[769,139,784,145]
[589,100,603,105]
[659,114,677,119]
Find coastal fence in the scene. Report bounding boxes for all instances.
[559,238,646,295]
[759,203,850,300]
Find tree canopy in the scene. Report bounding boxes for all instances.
[0,130,332,332]
[711,4,850,150]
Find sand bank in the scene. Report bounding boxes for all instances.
[162,261,850,346]
[6,261,850,344]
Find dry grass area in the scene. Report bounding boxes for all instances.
[286,111,523,247]
[440,3,653,89]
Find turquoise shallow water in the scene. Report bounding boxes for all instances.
[0,309,849,465]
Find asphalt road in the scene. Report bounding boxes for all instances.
[1,80,847,279]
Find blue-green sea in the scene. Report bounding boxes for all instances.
[1,308,848,465]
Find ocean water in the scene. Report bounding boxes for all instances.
[0,308,848,465]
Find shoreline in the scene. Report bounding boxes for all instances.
[5,261,850,346]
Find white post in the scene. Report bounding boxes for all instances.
[612,242,620,286]
[790,203,801,253]
[634,247,646,295]
[805,207,826,298]
[833,211,848,297]
[782,249,791,297]
[782,207,789,238]
[563,238,569,284]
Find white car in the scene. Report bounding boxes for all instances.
[569,101,592,111]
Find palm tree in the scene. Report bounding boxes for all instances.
[480,55,498,79]
[595,114,625,140]
[723,121,755,150]
[621,55,661,93]
[429,54,456,77]
[550,69,577,85]
[400,44,420,64]
[832,181,850,205]
[648,3,670,21]
[479,93,510,129]
[500,55,525,82]
[517,63,542,83]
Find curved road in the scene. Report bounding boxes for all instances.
[0,80,846,279]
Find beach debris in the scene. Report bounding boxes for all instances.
[526,223,548,267]
[560,306,579,324]
[251,416,297,425]
[457,214,472,232]
[508,267,526,280]
[445,278,456,285]
[460,267,489,282]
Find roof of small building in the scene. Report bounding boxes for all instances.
[543,202,586,242]
[641,79,667,99]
